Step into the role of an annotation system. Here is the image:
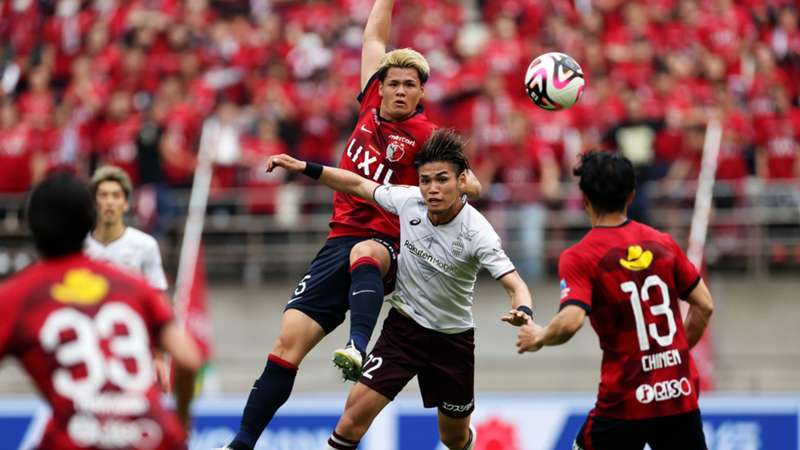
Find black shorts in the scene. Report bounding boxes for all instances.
[358,308,475,418]
[285,236,398,334]
[575,409,707,450]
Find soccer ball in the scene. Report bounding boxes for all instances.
[524,52,585,111]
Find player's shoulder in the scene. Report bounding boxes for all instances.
[631,220,679,248]
[0,260,43,299]
[124,227,160,248]
[385,184,422,198]
[463,203,496,233]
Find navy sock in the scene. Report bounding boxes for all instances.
[348,257,384,355]
[229,354,298,450]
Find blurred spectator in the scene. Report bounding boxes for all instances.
[0,101,33,195]
[0,0,795,243]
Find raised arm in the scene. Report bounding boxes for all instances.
[267,154,379,202]
[462,169,483,199]
[361,0,395,89]
[682,279,714,348]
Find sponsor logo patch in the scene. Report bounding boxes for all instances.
[636,377,692,404]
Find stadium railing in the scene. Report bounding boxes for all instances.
[0,179,797,281]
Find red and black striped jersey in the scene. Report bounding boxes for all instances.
[558,220,702,419]
[329,72,436,241]
[0,253,186,449]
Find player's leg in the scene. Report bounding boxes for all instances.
[226,310,326,450]
[647,410,708,450]
[573,412,646,450]
[327,309,420,448]
[226,239,356,450]
[324,383,392,449]
[417,325,476,450]
[437,413,476,450]
[334,238,396,380]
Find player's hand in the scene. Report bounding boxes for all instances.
[500,309,531,327]
[516,322,545,354]
[266,154,306,173]
[154,353,171,393]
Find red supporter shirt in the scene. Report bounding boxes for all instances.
[94,115,143,184]
[558,220,702,419]
[328,73,436,241]
[0,123,33,193]
[0,254,186,450]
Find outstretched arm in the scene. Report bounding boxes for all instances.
[517,304,586,353]
[498,271,534,326]
[267,154,379,202]
[361,0,395,89]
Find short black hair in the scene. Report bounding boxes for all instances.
[27,170,95,258]
[414,128,470,175]
[573,150,636,214]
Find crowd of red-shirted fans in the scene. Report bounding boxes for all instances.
[1,1,798,239]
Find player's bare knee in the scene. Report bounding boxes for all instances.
[349,240,380,262]
[270,330,307,364]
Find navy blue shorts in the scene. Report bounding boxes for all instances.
[575,409,707,450]
[285,236,398,334]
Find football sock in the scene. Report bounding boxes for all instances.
[348,256,383,355]
[326,430,360,449]
[228,354,298,450]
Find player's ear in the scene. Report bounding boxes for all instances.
[626,190,635,206]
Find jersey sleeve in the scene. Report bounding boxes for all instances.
[143,238,168,291]
[670,237,701,299]
[558,249,594,314]
[0,284,20,357]
[141,287,174,345]
[357,72,382,110]
[475,230,516,279]
[373,185,420,215]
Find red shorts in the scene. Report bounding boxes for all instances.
[358,308,475,418]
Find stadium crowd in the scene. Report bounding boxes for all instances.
[0,0,798,223]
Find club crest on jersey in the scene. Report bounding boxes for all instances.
[451,238,465,256]
[619,245,654,271]
[51,269,109,305]
[386,142,405,162]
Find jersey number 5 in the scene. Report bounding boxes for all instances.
[620,275,677,351]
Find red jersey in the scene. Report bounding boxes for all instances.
[558,220,702,420]
[0,254,186,450]
[329,73,436,240]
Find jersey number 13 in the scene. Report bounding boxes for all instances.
[620,275,677,351]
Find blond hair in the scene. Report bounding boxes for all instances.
[377,48,430,84]
[90,165,133,199]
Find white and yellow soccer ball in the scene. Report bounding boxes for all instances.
[524,52,585,111]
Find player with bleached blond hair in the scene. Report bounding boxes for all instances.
[220,1,480,450]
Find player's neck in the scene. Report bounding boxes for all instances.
[93,222,126,245]
[428,202,464,226]
[591,213,629,228]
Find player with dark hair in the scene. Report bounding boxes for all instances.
[0,170,202,450]
[221,2,480,450]
[266,128,534,450]
[517,150,715,450]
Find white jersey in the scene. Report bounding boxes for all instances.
[374,185,515,333]
[85,227,168,291]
